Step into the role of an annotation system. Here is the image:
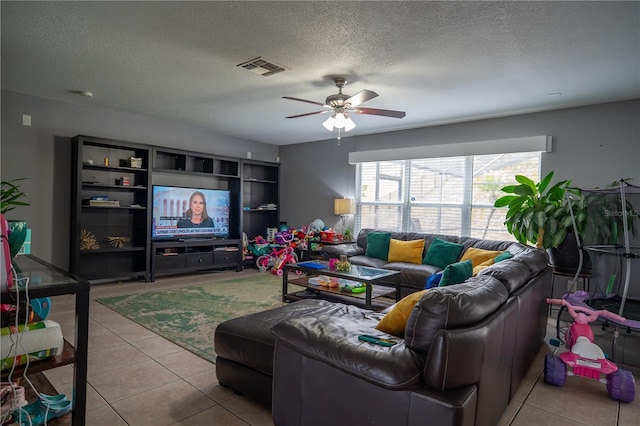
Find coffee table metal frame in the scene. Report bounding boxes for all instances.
[283,262,401,310]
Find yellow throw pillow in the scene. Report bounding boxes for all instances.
[387,239,425,264]
[459,247,503,268]
[376,290,427,337]
[473,258,495,276]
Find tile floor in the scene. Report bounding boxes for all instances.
[38,270,640,425]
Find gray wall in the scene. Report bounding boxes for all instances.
[279,100,640,229]
[1,90,279,268]
[2,89,639,274]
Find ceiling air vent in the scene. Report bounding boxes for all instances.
[237,56,286,77]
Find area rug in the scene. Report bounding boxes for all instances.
[97,273,296,363]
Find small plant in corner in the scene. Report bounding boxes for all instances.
[1,178,30,215]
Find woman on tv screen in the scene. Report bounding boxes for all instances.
[176,191,215,228]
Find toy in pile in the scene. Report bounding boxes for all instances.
[1,297,70,425]
[247,220,350,275]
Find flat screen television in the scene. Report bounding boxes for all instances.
[152,185,230,239]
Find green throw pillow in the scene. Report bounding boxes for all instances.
[495,251,513,263]
[365,232,391,260]
[439,259,473,286]
[422,238,464,269]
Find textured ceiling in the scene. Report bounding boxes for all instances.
[2,1,639,146]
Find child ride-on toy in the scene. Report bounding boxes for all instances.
[256,246,301,276]
[545,297,635,402]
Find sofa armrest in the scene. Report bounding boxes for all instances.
[272,315,425,390]
[321,243,365,259]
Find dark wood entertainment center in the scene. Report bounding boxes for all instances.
[70,135,279,283]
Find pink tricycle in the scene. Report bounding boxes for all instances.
[256,246,301,276]
[545,297,636,402]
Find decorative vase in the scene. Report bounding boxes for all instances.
[8,220,28,258]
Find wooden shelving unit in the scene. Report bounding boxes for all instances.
[70,135,151,282]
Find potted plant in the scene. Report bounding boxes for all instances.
[494,171,591,273]
[1,178,30,258]
[494,171,581,249]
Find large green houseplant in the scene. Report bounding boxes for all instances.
[1,178,30,258]
[493,171,585,249]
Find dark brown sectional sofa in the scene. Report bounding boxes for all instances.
[215,230,551,426]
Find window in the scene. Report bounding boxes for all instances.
[356,152,541,240]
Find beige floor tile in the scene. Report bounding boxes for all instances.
[525,374,619,425]
[102,320,159,343]
[110,380,215,426]
[510,403,590,426]
[173,404,251,426]
[619,396,640,425]
[87,343,151,377]
[88,359,180,403]
[222,396,274,426]
[87,320,128,352]
[183,367,238,403]
[42,364,74,387]
[155,350,215,378]
[129,335,185,359]
[85,403,129,426]
[54,381,108,411]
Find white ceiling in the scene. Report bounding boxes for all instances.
[2,1,639,146]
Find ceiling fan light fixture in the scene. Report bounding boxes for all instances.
[322,115,336,131]
[343,115,356,132]
[333,112,348,129]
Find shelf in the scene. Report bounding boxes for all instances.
[79,247,146,254]
[82,164,148,173]
[2,255,90,426]
[243,178,278,184]
[82,184,147,190]
[1,340,75,380]
[71,135,151,283]
[81,205,147,210]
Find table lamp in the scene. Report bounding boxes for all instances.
[334,198,355,235]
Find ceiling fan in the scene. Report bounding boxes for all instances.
[283,77,406,138]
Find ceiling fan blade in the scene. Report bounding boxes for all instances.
[345,90,378,107]
[352,107,406,118]
[282,96,326,107]
[285,110,331,119]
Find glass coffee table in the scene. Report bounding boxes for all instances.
[283,261,401,311]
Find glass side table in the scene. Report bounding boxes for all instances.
[1,255,90,425]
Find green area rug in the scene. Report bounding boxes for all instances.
[97,274,292,363]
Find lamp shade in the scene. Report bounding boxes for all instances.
[334,198,355,215]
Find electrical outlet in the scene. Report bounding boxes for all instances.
[567,279,577,293]
[247,151,252,159]
[22,114,31,126]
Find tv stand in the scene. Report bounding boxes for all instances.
[151,239,242,281]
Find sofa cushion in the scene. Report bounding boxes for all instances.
[477,259,533,293]
[387,239,425,264]
[472,258,495,276]
[349,255,388,269]
[375,290,427,337]
[494,251,513,263]
[272,312,426,390]
[365,231,391,260]
[404,276,508,353]
[425,272,443,289]
[439,259,473,286]
[459,247,503,267]
[422,238,464,269]
[382,262,441,291]
[215,299,346,376]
